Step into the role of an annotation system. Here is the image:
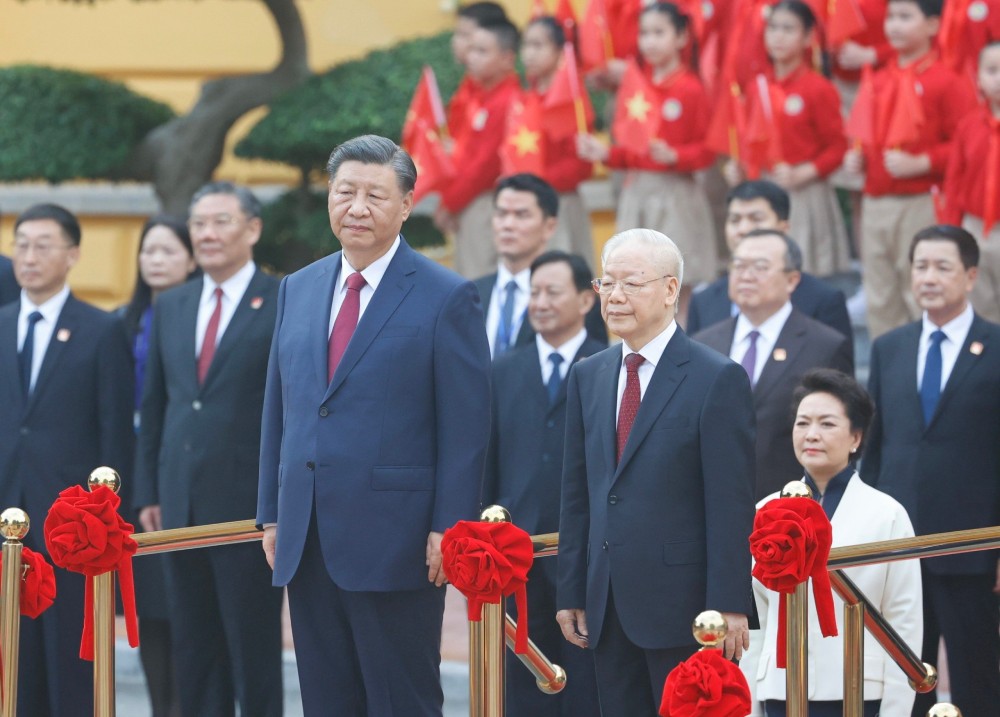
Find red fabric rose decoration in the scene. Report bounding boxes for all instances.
[749,496,837,667]
[43,485,139,659]
[441,520,534,653]
[660,649,752,717]
[1,547,57,619]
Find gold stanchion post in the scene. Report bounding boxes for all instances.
[0,508,29,717]
[89,467,122,717]
[469,505,510,717]
[843,601,865,717]
[692,609,728,649]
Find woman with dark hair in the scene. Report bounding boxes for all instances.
[120,215,196,717]
[740,368,923,717]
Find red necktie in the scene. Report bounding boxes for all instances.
[197,287,224,386]
[617,353,645,463]
[328,272,367,382]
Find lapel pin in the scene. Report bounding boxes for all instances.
[56,329,71,342]
[250,297,264,310]
[970,341,984,355]
[772,348,787,362]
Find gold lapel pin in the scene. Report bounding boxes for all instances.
[56,329,71,342]
[772,348,787,362]
[970,341,984,355]
[250,297,264,310]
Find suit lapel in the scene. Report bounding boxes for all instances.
[202,269,271,387]
[598,348,622,483]
[929,315,988,429]
[0,307,24,415]
[26,295,80,414]
[550,338,604,413]
[323,245,416,402]
[177,283,201,392]
[895,323,924,429]
[309,255,339,391]
[753,312,805,404]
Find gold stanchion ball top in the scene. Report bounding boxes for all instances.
[780,481,813,499]
[926,704,962,717]
[480,505,512,523]
[537,664,567,694]
[0,508,29,540]
[909,662,939,693]
[692,610,728,647]
[88,466,121,495]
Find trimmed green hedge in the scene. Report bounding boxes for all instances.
[0,65,174,182]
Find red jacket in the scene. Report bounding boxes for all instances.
[527,87,594,193]
[829,0,891,83]
[942,105,1000,223]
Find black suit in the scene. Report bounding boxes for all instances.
[474,273,608,349]
[0,255,18,306]
[686,273,853,350]
[0,294,133,716]
[482,337,605,717]
[558,329,756,715]
[694,309,855,500]
[863,313,1000,717]
[135,269,283,717]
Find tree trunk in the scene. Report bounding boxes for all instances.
[127,0,310,214]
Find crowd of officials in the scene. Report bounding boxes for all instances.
[0,0,999,716]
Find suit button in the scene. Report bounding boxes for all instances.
[19,427,29,436]
[306,461,315,470]
[546,420,555,429]
[602,541,609,550]
[319,407,329,417]
[608,495,618,505]
[192,400,202,411]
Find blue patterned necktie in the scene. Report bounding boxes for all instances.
[546,352,564,404]
[495,279,518,355]
[740,330,760,387]
[920,329,946,425]
[19,310,43,398]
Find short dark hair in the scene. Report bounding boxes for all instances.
[190,181,263,220]
[530,250,594,292]
[887,0,942,18]
[769,0,818,32]
[792,368,876,455]
[909,224,980,269]
[457,1,508,26]
[326,134,417,194]
[15,203,81,246]
[526,16,566,47]
[726,180,791,221]
[642,2,690,34]
[480,19,521,53]
[740,228,804,271]
[494,173,559,218]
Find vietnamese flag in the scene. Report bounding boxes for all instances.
[408,119,454,205]
[578,0,614,71]
[824,0,867,47]
[501,93,546,176]
[938,0,973,71]
[878,67,925,148]
[845,64,875,147]
[555,0,579,47]
[705,82,745,158]
[743,74,785,178]
[402,66,446,150]
[543,43,595,139]
[612,60,660,155]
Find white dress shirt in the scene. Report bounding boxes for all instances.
[17,285,71,392]
[485,264,531,356]
[328,236,401,335]
[616,320,678,419]
[536,328,588,384]
[195,260,257,357]
[729,301,793,386]
[917,302,974,393]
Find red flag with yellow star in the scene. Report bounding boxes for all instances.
[401,67,452,204]
[579,0,614,71]
[402,66,446,148]
[612,60,659,156]
[501,92,546,176]
[543,43,595,139]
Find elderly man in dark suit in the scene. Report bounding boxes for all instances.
[482,250,603,717]
[694,229,854,500]
[474,173,605,357]
[862,225,1000,717]
[135,182,282,717]
[0,204,133,716]
[686,181,852,347]
[556,228,757,716]
[0,253,18,305]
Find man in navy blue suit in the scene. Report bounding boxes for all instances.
[556,229,757,716]
[686,180,852,347]
[0,204,133,716]
[0,253,18,305]
[862,225,1000,717]
[257,135,492,717]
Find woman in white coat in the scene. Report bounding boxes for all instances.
[740,368,923,717]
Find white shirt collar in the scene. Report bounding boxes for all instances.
[19,284,70,325]
[496,263,532,297]
[921,302,974,345]
[622,320,678,368]
[339,236,400,292]
[202,260,256,307]
[734,301,793,346]
[536,327,588,369]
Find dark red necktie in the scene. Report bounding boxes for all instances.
[617,353,645,463]
[197,287,224,386]
[328,272,367,382]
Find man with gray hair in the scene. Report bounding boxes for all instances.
[257,135,491,716]
[135,180,284,716]
[556,228,757,716]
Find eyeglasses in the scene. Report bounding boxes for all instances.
[187,214,243,233]
[591,274,672,296]
[728,259,793,277]
[13,241,72,257]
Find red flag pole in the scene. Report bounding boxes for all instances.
[423,66,449,139]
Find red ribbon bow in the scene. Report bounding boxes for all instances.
[660,649,752,717]
[749,496,838,668]
[0,546,57,619]
[441,520,534,653]
[43,485,139,660]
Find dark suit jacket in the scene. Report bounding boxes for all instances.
[474,272,609,349]
[557,329,756,649]
[135,268,279,528]
[0,255,18,306]
[862,314,1000,575]
[482,336,607,534]
[257,240,492,591]
[694,309,855,500]
[687,273,853,351]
